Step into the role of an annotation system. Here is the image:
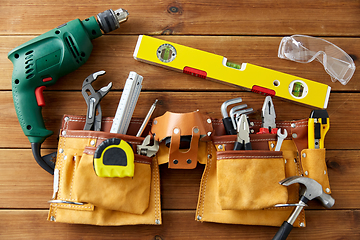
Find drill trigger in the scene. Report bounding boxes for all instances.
[35,86,46,107]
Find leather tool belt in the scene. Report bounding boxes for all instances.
[48,115,161,225]
[48,112,331,227]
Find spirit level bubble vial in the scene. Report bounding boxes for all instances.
[133,35,331,109]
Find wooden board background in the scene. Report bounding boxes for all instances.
[1,0,360,239]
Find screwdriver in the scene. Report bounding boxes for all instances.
[136,99,158,137]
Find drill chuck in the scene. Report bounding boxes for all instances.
[97,8,129,34]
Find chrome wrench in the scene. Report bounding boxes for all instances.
[275,128,287,151]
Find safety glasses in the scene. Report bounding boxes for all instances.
[278,35,356,85]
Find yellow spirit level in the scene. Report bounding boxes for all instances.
[133,35,331,109]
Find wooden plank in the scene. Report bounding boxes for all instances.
[1,0,360,36]
[0,150,54,209]
[1,0,359,239]
[0,149,358,210]
[0,209,358,239]
[1,91,359,149]
[2,35,359,91]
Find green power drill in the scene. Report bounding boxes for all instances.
[8,8,129,174]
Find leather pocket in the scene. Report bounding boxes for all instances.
[64,130,152,215]
[217,150,288,210]
[73,150,151,215]
[300,148,331,194]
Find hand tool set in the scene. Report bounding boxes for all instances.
[7,6,338,238]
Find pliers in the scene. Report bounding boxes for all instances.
[257,96,278,134]
[233,114,252,150]
[82,70,112,131]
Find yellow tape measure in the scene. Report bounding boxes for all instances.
[94,138,134,178]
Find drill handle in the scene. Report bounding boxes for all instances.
[12,75,55,144]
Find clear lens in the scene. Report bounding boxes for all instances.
[278,35,355,85]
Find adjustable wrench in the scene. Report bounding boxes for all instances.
[137,135,159,157]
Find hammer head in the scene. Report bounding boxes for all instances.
[280,176,335,208]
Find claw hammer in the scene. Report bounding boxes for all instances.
[272,176,335,240]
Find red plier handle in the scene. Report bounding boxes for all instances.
[257,127,278,134]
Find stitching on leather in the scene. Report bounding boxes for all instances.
[55,121,69,219]
[153,156,160,223]
[68,116,145,124]
[218,155,282,159]
[294,156,303,204]
[199,142,213,218]
[135,160,152,165]
[196,143,206,218]
[65,134,140,146]
[266,206,292,210]
[213,138,290,145]
[51,203,92,210]
[69,118,86,122]
[292,125,308,128]
[295,156,302,177]
[57,135,66,205]
[69,154,77,200]
[287,152,302,203]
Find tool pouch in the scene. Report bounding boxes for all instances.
[216,148,288,210]
[300,148,331,194]
[151,111,213,169]
[48,115,161,226]
[195,118,332,227]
